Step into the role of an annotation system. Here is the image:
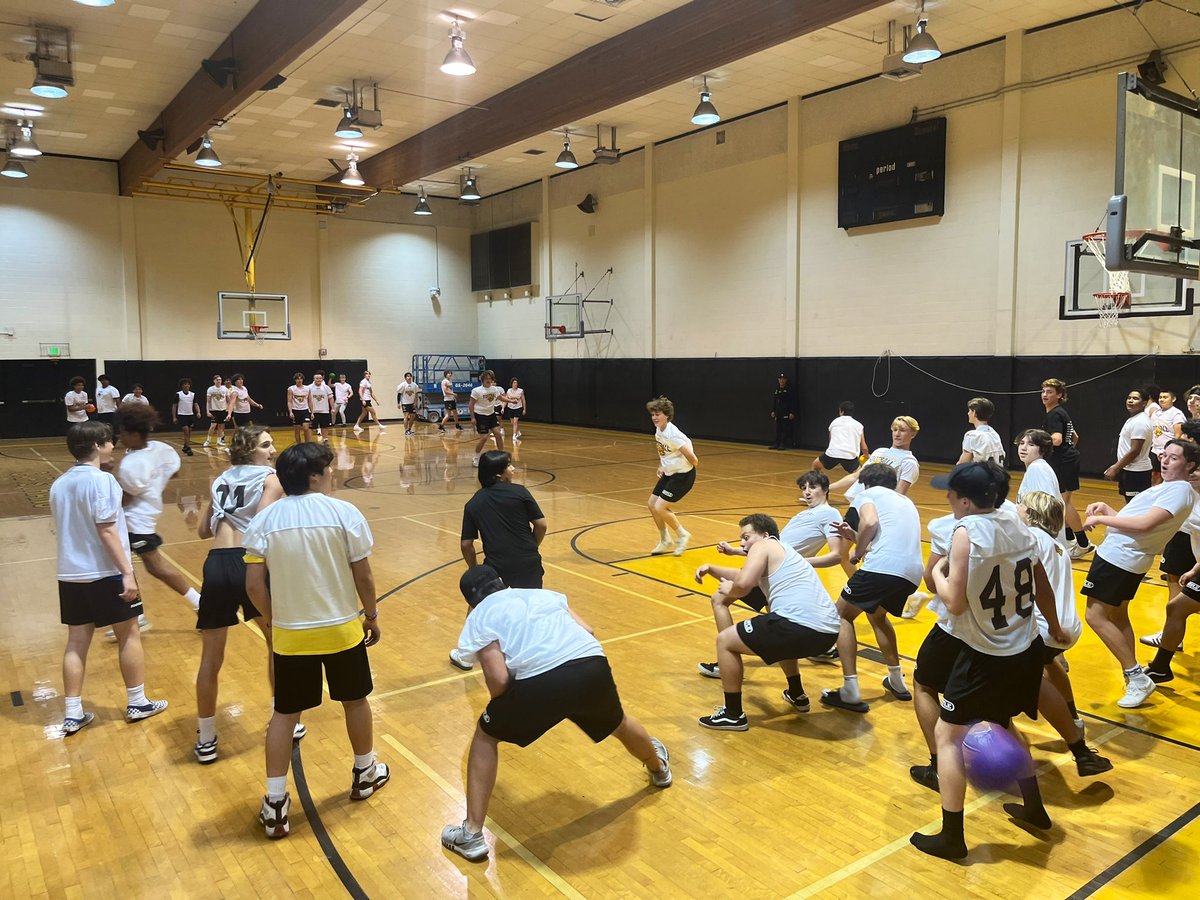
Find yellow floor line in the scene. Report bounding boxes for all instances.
[381,733,586,900]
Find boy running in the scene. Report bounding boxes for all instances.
[647,397,698,557]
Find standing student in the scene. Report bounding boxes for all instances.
[172,378,200,456]
[829,416,921,524]
[812,401,868,474]
[353,370,385,433]
[770,374,798,450]
[309,371,333,441]
[1041,378,1092,558]
[122,384,149,406]
[397,373,421,437]
[95,374,121,431]
[441,566,671,861]
[227,374,263,427]
[1014,429,1067,545]
[503,378,526,442]
[332,373,353,427]
[1105,388,1153,502]
[647,396,698,557]
[1150,388,1186,483]
[50,421,168,734]
[1081,439,1199,708]
[287,373,312,445]
[204,374,231,448]
[65,377,90,429]
[439,370,463,432]
[957,397,1005,465]
[469,370,506,467]
[115,402,202,631]
[243,442,388,839]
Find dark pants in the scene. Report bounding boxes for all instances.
[773,416,794,449]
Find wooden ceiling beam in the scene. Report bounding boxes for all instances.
[118,0,370,195]
[360,0,891,189]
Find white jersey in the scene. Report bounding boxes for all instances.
[230,385,250,414]
[1017,458,1067,544]
[759,541,841,633]
[471,384,504,415]
[398,381,421,405]
[50,464,131,582]
[441,378,456,400]
[846,446,919,501]
[1097,480,1195,574]
[654,421,694,476]
[122,393,149,406]
[1029,527,1082,650]
[1117,414,1153,472]
[826,416,864,459]
[779,504,842,556]
[952,508,1040,657]
[207,385,230,412]
[1151,406,1186,455]
[116,440,181,533]
[925,513,957,634]
[310,383,333,413]
[175,391,196,416]
[359,379,374,403]
[95,385,121,414]
[962,425,1005,465]
[852,486,924,585]
[1180,492,1200,557]
[505,387,525,410]
[333,382,353,405]
[65,390,89,423]
[209,464,275,534]
[288,384,311,411]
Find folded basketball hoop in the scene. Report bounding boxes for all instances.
[250,324,267,342]
[1082,231,1131,329]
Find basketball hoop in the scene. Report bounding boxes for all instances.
[250,325,267,342]
[1082,231,1132,330]
[544,324,567,340]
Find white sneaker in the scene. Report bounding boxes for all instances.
[471,455,480,467]
[217,439,226,447]
[259,793,290,839]
[513,431,521,439]
[449,648,474,670]
[650,538,673,555]
[901,592,931,619]
[379,426,386,431]
[1139,631,1184,651]
[202,440,211,448]
[292,722,307,741]
[1117,671,1157,708]
[1068,542,1095,560]
[353,425,363,433]
[672,531,691,556]
[647,738,672,787]
[104,614,151,640]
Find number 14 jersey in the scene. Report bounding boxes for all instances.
[209,464,274,534]
[952,508,1040,657]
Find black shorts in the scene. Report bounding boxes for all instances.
[479,656,623,748]
[59,576,143,628]
[313,412,331,427]
[913,624,965,692]
[362,399,373,408]
[402,403,416,414]
[128,532,164,556]
[940,638,1044,726]
[840,570,918,616]
[197,548,261,629]
[290,408,311,423]
[1118,469,1152,500]
[1161,530,1195,577]
[652,468,696,503]
[1150,451,1162,473]
[475,413,499,434]
[737,613,837,665]
[273,640,373,714]
[1081,554,1145,607]
[1180,575,1200,602]
[844,507,860,531]
[177,414,195,428]
[819,453,860,473]
[742,586,768,612]
[502,406,522,419]
[1048,452,1081,493]
[1041,642,1066,665]
[209,410,228,423]
[95,412,116,428]
[486,557,544,590]
[232,412,252,427]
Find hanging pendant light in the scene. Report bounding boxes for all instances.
[691,76,720,126]
[194,133,222,167]
[460,168,481,201]
[341,153,365,186]
[9,122,41,158]
[2,156,29,178]
[414,187,433,216]
[902,2,941,64]
[555,129,578,169]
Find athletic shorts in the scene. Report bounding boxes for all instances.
[362,400,373,408]
[177,415,194,428]
[95,412,116,428]
[486,557,544,590]
[1150,452,1162,472]
[59,576,143,628]
[502,406,522,419]
[652,468,696,503]
[1081,554,1145,607]
[290,408,311,423]
[197,548,261,629]
[209,410,228,423]
[1180,574,1200,602]
[128,532,164,556]
[479,656,623,747]
[312,412,331,427]
[1041,642,1066,665]
[402,403,416,414]
[742,586,768,612]
[840,570,918,616]
[475,413,499,434]
[273,640,373,714]
[913,624,965,692]
[819,452,860,473]
[737,613,837,665]
[1161,530,1195,577]
[232,412,252,427]
[1048,452,1081,493]
[1118,469,1151,500]
[939,638,1044,726]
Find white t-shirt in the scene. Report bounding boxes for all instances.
[310,383,333,413]
[471,384,504,415]
[925,513,956,634]
[333,382,353,405]
[1016,458,1067,544]
[1180,491,1200,557]
[116,441,181,533]
[826,416,864,459]
[1117,414,1153,472]
[231,386,250,414]
[962,425,1005,465]
[441,378,456,400]
[1151,406,1187,455]
[1029,527,1082,650]
[95,385,120,414]
[65,390,89,423]
[398,381,421,405]
[455,588,603,679]
[289,384,311,411]
[207,385,229,412]
[846,447,919,501]
[359,379,374,403]
[175,391,196,417]
[122,393,149,406]
[505,387,525,410]
[852,486,923,584]
[779,504,842,556]
[951,508,1040,656]
[759,541,842,633]
[209,464,275,534]
[655,421,694,476]
[1098,480,1196,573]
[50,464,131,582]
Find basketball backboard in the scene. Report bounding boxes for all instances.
[1060,237,1193,320]
[217,292,290,340]
[545,293,584,340]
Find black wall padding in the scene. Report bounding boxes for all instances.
[654,357,796,443]
[485,359,552,422]
[550,358,653,430]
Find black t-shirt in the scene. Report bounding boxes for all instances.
[461,482,544,568]
[1044,405,1079,461]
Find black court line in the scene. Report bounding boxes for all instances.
[10,690,23,707]
[291,741,369,900]
[1067,801,1200,899]
[1081,711,1200,754]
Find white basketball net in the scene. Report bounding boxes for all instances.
[1082,232,1131,330]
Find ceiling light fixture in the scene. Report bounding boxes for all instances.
[194,133,222,167]
[72,0,117,7]
[29,25,74,99]
[2,156,29,178]
[414,187,433,216]
[902,2,941,64]
[555,129,578,169]
[440,19,476,77]
[691,76,720,126]
[9,122,41,158]
[460,168,481,201]
[341,153,365,186]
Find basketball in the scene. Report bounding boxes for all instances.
[86,403,96,413]
[961,721,1033,791]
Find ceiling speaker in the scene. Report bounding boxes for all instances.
[577,193,597,214]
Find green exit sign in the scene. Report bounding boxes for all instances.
[39,343,70,358]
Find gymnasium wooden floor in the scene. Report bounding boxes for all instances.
[2,422,1197,899]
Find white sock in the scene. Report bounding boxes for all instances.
[185,587,201,610]
[127,684,147,706]
[659,529,669,541]
[841,675,861,703]
[888,666,907,692]
[198,716,216,743]
[266,776,287,802]
[676,528,690,538]
[353,751,375,771]
[65,696,84,719]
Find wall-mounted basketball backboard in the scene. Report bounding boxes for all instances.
[1060,237,1193,320]
[1104,72,1200,280]
[217,292,290,340]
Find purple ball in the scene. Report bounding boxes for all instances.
[961,721,1033,791]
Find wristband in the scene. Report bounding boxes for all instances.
[364,610,379,621]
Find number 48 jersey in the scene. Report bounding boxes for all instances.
[209,464,274,534]
[952,508,1041,657]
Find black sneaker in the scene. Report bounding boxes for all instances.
[698,706,748,731]
[1074,749,1114,776]
[183,446,194,456]
[782,689,810,713]
[697,661,720,678]
[909,764,940,792]
[808,647,839,663]
[455,424,464,431]
[1145,666,1174,684]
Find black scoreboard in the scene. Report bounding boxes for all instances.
[837,117,946,229]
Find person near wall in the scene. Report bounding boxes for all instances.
[770,374,798,450]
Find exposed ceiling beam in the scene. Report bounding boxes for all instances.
[118,0,370,195]
[359,0,891,189]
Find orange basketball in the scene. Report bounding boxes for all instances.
[86,403,96,413]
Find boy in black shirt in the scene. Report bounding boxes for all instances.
[1041,378,1093,558]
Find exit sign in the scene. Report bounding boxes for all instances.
[38,343,70,358]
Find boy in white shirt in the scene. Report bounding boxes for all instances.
[172,378,200,456]
[1105,388,1153,502]
[439,370,463,433]
[332,373,353,427]
[122,384,149,406]
[204,374,230,448]
[469,370,506,466]
[227,374,263,428]
[309,371,334,441]
[353,370,385,433]
[397,372,421,437]
[65,377,90,428]
[503,377,526,442]
[647,397,699,557]
[95,374,121,431]
[1150,388,1186,481]
[287,372,312,445]
[812,401,868,474]
[957,397,1005,465]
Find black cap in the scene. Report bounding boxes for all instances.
[459,565,504,606]
[777,373,787,379]
[931,462,1003,506]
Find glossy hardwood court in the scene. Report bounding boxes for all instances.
[1,423,1197,899]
